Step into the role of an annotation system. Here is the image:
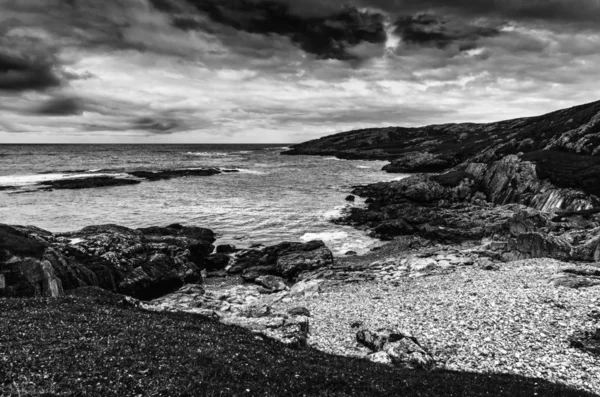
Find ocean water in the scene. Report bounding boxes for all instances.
[0,144,405,255]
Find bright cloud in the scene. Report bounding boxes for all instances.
[1,0,600,143]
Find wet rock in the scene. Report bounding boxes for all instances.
[216,244,236,254]
[345,195,356,202]
[40,176,140,190]
[276,244,334,281]
[128,168,222,181]
[205,253,230,271]
[231,241,334,282]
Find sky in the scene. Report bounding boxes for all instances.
[1,0,600,143]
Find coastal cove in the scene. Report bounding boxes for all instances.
[2,102,600,396]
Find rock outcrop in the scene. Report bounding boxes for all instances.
[0,223,215,300]
[229,241,334,282]
[40,177,141,190]
[285,101,600,257]
[356,328,435,369]
[3,168,237,193]
[336,162,600,263]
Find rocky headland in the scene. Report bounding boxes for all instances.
[3,100,600,395]
[284,100,600,265]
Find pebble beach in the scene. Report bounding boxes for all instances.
[274,258,600,395]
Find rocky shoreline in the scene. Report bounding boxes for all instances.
[3,100,600,394]
[2,213,600,393]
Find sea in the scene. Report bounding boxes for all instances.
[0,144,406,255]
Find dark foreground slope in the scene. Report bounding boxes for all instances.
[0,288,595,397]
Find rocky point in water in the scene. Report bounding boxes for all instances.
[5,167,238,192]
[284,100,600,263]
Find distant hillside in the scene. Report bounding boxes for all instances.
[284,100,600,197]
[285,100,600,163]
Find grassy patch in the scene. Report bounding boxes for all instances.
[0,287,596,397]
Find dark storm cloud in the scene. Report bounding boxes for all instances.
[394,14,503,51]
[35,97,84,116]
[153,0,387,60]
[381,0,600,25]
[133,116,182,133]
[178,0,600,26]
[0,52,62,91]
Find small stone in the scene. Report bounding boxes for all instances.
[368,351,392,365]
[350,320,364,329]
[288,307,311,317]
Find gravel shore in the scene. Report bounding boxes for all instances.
[273,258,600,395]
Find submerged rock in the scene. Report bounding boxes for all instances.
[128,168,222,181]
[40,176,140,190]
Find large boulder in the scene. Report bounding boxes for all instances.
[0,225,64,298]
[205,253,230,271]
[276,244,334,281]
[229,241,334,282]
[0,223,216,300]
[357,328,435,370]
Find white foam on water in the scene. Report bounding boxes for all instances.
[393,174,410,181]
[356,165,371,169]
[185,152,234,157]
[234,168,267,175]
[321,205,346,220]
[300,230,378,255]
[0,172,131,187]
[0,173,68,186]
[264,146,290,151]
[323,157,342,161]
